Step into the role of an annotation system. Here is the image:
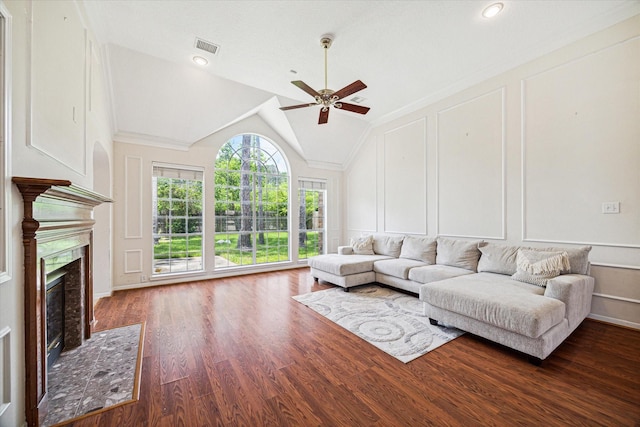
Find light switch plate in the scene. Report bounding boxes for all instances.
[602,202,620,214]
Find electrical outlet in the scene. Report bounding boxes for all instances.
[602,202,620,214]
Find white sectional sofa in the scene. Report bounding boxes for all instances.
[307,234,594,362]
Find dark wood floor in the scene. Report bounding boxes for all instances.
[67,268,640,426]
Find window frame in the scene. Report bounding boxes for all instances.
[298,178,327,261]
[213,134,291,269]
[151,163,205,277]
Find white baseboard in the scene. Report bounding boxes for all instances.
[93,291,112,304]
[112,264,309,292]
[588,313,640,330]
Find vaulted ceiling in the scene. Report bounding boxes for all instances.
[83,0,640,169]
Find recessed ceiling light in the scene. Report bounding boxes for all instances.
[193,56,208,66]
[482,2,503,18]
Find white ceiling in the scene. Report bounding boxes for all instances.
[83,0,640,169]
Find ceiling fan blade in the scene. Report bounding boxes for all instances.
[332,80,367,100]
[337,102,370,115]
[280,103,317,111]
[318,108,329,125]
[291,80,321,98]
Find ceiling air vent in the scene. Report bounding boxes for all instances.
[349,96,366,104]
[194,37,220,55]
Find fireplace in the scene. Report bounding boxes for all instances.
[45,272,65,368]
[13,177,111,427]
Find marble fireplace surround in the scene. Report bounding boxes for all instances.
[13,177,111,427]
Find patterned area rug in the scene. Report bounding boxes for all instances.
[293,285,464,363]
[42,323,145,426]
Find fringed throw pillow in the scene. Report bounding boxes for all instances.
[350,235,375,255]
[512,249,570,287]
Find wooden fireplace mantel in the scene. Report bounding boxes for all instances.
[13,177,112,427]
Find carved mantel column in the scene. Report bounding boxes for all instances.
[12,177,112,427]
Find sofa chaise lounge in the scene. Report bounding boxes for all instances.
[307,234,594,362]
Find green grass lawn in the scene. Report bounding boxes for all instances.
[153,232,321,264]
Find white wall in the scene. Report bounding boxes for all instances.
[345,15,640,328]
[111,114,343,290]
[0,1,113,425]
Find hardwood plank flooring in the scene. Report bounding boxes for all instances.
[67,268,640,426]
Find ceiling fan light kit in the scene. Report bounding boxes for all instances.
[280,35,370,124]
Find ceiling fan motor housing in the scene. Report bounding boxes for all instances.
[320,35,333,49]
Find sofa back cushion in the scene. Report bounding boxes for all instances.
[399,236,437,264]
[436,237,482,271]
[543,246,592,275]
[350,235,374,255]
[477,242,519,275]
[373,234,404,257]
[478,243,592,276]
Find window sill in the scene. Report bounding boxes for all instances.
[150,270,206,281]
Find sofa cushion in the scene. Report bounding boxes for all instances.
[373,258,427,280]
[477,243,592,276]
[512,249,570,287]
[420,273,565,338]
[477,242,519,275]
[308,254,391,276]
[338,246,353,255]
[408,264,474,284]
[543,245,592,275]
[350,235,374,255]
[436,237,482,271]
[372,234,404,257]
[399,236,437,264]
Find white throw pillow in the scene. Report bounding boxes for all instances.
[512,249,570,287]
[350,235,375,255]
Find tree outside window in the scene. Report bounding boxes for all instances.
[152,165,204,275]
[214,134,289,268]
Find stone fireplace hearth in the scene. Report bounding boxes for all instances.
[13,177,111,427]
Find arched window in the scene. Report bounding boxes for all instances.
[214,134,289,268]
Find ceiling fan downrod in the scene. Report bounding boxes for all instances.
[319,36,340,111]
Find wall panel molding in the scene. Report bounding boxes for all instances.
[592,292,640,305]
[124,249,143,274]
[329,177,339,232]
[521,37,640,247]
[591,262,640,270]
[26,1,87,176]
[346,143,377,232]
[124,155,143,239]
[0,3,11,285]
[0,326,10,417]
[330,237,339,253]
[383,118,427,235]
[522,237,640,250]
[436,88,505,239]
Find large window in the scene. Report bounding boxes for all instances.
[152,164,204,275]
[298,179,326,260]
[214,134,289,268]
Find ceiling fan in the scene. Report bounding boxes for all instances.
[280,35,370,125]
